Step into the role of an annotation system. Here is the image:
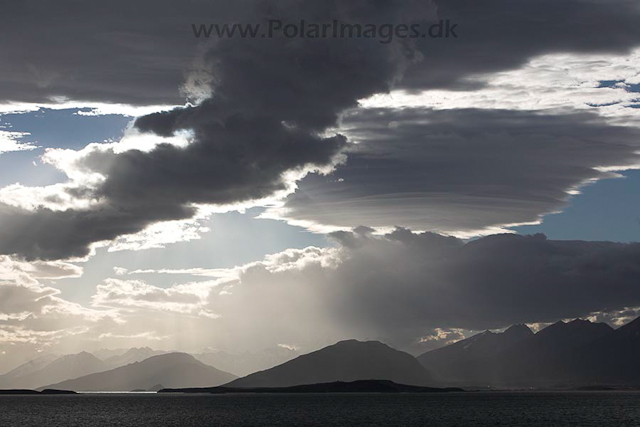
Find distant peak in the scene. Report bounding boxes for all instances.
[538,318,613,338]
[329,339,395,352]
[335,339,362,344]
[334,339,385,346]
[566,318,612,330]
[503,324,533,337]
[127,346,153,353]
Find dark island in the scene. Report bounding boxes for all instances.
[159,379,464,394]
[0,389,76,395]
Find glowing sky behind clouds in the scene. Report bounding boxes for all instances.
[2,0,640,372]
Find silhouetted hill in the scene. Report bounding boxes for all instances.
[418,324,533,383]
[0,389,76,395]
[160,379,463,394]
[0,352,108,390]
[44,353,236,391]
[226,340,435,388]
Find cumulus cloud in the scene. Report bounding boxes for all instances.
[0,131,36,155]
[92,278,218,318]
[0,254,221,367]
[101,230,640,353]
[0,256,83,282]
[212,229,640,352]
[0,255,119,367]
[3,229,640,362]
[106,207,214,252]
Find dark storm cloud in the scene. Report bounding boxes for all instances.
[273,107,640,234]
[133,0,426,133]
[343,229,640,334]
[401,0,640,90]
[3,0,640,260]
[0,0,221,106]
[0,114,347,260]
[223,228,640,350]
[0,1,423,260]
[2,0,640,105]
[0,0,427,107]
[0,201,194,261]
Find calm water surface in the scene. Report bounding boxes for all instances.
[0,391,639,426]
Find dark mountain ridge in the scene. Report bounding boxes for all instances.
[417,324,533,384]
[418,317,640,387]
[227,339,436,388]
[568,316,640,384]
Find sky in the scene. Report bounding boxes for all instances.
[2,0,640,372]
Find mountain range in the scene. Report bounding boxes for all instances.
[417,324,533,385]
[0,345,293,390]
[3,315,640,391]
[0,348,169,390]
[418,316,640,387]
